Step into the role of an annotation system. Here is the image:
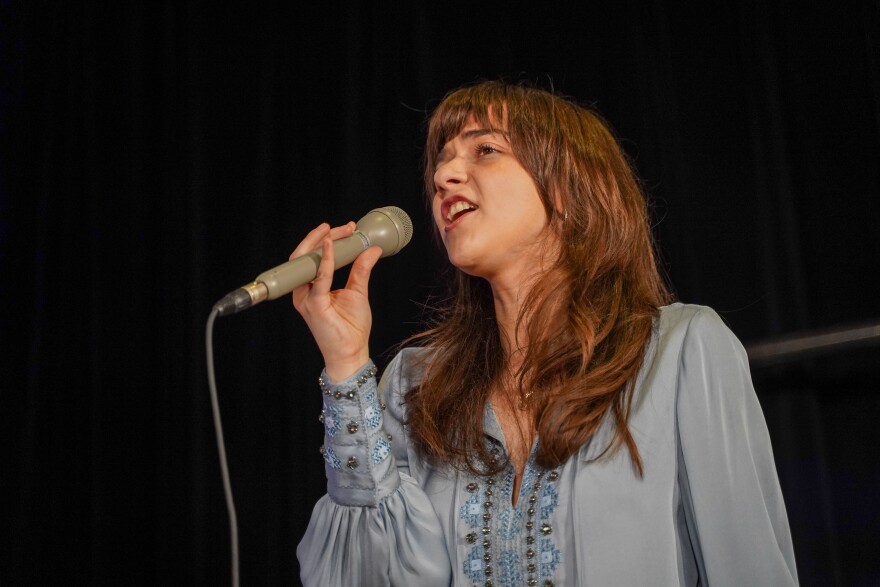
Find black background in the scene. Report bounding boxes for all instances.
[2,1,879,585]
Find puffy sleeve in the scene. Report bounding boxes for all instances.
[296,354,452,586]
[675,307,799,586]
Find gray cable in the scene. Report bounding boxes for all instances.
[206,307,240,587]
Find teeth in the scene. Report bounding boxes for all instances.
[446,201,476,222]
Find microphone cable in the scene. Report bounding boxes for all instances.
[205,306,240,587]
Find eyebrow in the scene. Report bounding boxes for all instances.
[459,128,509,140]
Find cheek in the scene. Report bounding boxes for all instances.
[431,197,442,226]
[431,197,448,241]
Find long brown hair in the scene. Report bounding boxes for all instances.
[405,81,672,476]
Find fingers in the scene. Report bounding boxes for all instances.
[291,236,335,313]
[308,237,336,297]
[291,222,353,311]
[345,245,383,297]
[289,221,356,261]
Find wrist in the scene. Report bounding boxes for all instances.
[323,356,372,385]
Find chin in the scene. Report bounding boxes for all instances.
[445,253,477,275]
[450,259,488,279]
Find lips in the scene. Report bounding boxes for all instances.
[441,196,478,225]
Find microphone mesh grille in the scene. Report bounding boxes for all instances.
[381,206,414,247]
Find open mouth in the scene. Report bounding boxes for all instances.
[446,200,477,223]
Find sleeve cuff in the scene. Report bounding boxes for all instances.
[317,360,400,506]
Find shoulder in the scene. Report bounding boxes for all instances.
[654,303,745,363]
[636,303,749,400]
[654,303,757,417]
[657,302,730,338]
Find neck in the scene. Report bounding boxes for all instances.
[485,231,562,360]
[490,280,530,363]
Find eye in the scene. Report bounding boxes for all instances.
[475,143,499,156]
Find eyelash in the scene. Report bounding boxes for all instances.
[475,143,499,156]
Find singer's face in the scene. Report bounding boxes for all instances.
[432,118,556,284]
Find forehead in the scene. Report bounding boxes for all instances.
[440,115,509,148]
[433,101,505,139]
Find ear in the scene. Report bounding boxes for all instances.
[552,189,566,222]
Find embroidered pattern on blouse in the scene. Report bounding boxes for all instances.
[540,483,559,519]
[362,388,382,430]
[497,549,524,586]
[459,490,484,528]
[371,436,391,464]
[496,505,523,540]
[364,404,381,430]
[322,403,344,438]
[539,538,562,577]
[322,444,342,470]
[463,545,485,583]
[458,462,561,586]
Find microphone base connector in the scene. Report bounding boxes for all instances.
[214,281,270,316]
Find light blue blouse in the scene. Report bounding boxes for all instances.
[298,303,799,586]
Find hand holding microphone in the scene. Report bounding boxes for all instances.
[214,206,412,315]
[213,206,413,381]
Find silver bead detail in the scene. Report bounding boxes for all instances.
[346,456,359,469]
[347,420,359,433]
[356,365,377,386]
[322,365,375,396]
[463,468,555,585]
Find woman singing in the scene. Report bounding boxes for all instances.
[293,81,798,586]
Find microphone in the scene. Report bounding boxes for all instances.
[213,206,413,316]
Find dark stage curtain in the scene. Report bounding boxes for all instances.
[3,1,878,585]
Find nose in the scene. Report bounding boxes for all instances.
[433,156,467,193]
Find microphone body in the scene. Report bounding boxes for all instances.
[214,206,412,316]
